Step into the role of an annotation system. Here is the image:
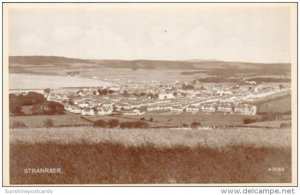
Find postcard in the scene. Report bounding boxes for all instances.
[2,2,297,186]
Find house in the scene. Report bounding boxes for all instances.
[234,104,257,115]
[217,103,233,113]
[216,90,232,96]
[96,104,113,115]
[147,106,172,112]
[246,81,257,85]
[81,107,97,116]
[158,93,174,100]
[64,104,82,114]
[123,109,143,115]
[186,106,199,113]
[201,104,216,112]
[78,102,89,108]
[70,105,82,114]
[171,106,184,113]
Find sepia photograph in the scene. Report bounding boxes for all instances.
[3,2,297,186]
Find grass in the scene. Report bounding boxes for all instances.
[257,95,291,114]
[244,120,291,128]
[10,141,291,184]
[10,112,260,129]
[10,114,92,128]
[87,113,261,128]
[10,127,291,149]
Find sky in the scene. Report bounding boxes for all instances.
[6,3,295,63]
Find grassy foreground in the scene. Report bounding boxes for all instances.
[10,141,291,184]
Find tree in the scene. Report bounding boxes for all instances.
[191,122,201,128]
[44,119,54,128]
[122,90,129,97]
[119,121,149,129]
[182,84,195,90]
[25,92,45,105]
[120,121,133,129]
[107,119,119,128]
[47,101,64,114]
[94,119,107,127]
[101,89,108,95]
[9,101,23,115]
[44,88,51,94]
[98,88,108,96]
[243,118,256,124]
[11,121,27,129]
[279,84,284,90]
[9,94,23,115]
[149,118,153,122]
[182,123,188,128]
[134,121,149,128]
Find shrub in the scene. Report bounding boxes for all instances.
[47,101,64,115]
[44,119,54,128]
[140,117,145,121]
[182,123,188,128]
[134,121,149,129]
[94,120,107,127]
[261,114,277,121]
[149,118,153,122]
[120,121,133,129]
[191,122,201,129]
[107,119,119,128]
[11,121,27,129]
[243,118,256,124]
[120,121,149,129]
[280,123,291,128]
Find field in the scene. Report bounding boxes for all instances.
[244,120,291,128]
[10,112,261,129]
[10,142,291,184]
[87,113,261,128]
[10,114,92,128]
[257,95,291,114]
[9,122,291,184]
[10,127,291,148]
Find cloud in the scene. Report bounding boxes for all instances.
[10,34,46,56]
[51,25,83,42]
[78,25,132,59]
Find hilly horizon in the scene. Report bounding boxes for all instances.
[9,55,291,79]
[9,55,291,69]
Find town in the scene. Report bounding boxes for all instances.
[23,79,289,117]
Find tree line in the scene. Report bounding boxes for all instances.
[94,119,150,129]
[9,92,64,116]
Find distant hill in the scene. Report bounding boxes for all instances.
[9,56,92,65]
[90,59,196,69]
[9,56,291,72]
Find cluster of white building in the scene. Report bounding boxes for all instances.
[38,81,289,117]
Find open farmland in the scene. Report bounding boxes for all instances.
[10,114,92,128]
[243,120,291,128]
[10,127,291,148]
[10,127,291,184]
[257,95,291,114]
[87,113,261,128]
